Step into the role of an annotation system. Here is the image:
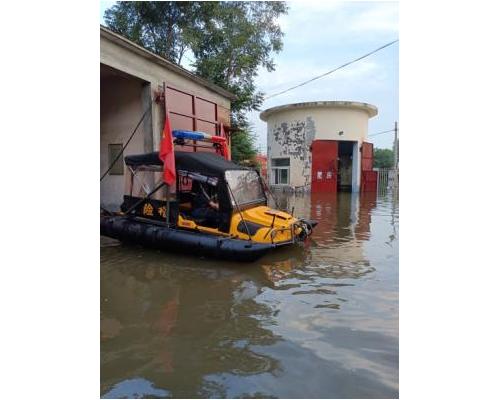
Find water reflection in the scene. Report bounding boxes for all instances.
[101,252,282,398]
[101,191,398,398]
[261,192,379,287]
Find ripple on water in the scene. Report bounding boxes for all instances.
[100,192,398,398]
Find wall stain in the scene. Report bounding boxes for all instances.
[271,117,316,187]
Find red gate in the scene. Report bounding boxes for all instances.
[162,83,231,157]
[311,140,338,193]
[361,141,378,192]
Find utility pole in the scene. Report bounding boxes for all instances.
[393,121,398,191]
[393,121,398,169]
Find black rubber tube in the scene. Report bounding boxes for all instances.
[101,216,274,262]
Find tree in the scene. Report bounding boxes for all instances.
[188,2,287,127]
[230,122,258,164]
[374,148,394,169]
[104,1,288,153]
[104,2,201,64]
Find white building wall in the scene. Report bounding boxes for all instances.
[263,102,377,191]
[100,75,148,210]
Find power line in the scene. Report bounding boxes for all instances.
[264,39,399,101]
[100,101,152,182]
[368,128,395,137]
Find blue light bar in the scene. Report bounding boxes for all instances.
[173,130,211,141]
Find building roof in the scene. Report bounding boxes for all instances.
[260,100,378,121]
[100,25,236,101]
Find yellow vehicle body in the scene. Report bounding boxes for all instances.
[177,205,304,244]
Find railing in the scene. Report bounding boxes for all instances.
[375,168,399,194]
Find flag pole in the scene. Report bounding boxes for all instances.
[159,81,176,226]
[164,82,170,227]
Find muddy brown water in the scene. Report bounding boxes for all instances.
[101,191,398,398]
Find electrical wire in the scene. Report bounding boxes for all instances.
[100,101,152,181]
[264,39,399,100]
[368,128,395,137]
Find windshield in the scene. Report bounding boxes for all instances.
[225,170,266,206]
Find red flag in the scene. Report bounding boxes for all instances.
[213,124,229,160]
[159,104,176,186]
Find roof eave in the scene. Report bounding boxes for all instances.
[100,25,237,101]
[260,101,378,121]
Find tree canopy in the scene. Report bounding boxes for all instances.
[374,148,394,169]
[104,1,288,160]
[229,123,258,164]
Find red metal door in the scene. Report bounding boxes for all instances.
[361,141,378,192]
[311,140,338,193]
[162,83,231,158]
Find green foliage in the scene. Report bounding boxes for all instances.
[104,1,288,153]
[188,2,287,126]
[230,123,258,164]
[374,148,394,169]
[104,2,201,64]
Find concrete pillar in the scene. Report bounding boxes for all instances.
[141,82,154,153]
[150,83,163,152]
[352,141,361,192]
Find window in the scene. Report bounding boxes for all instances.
[108,144,124,175]
[271,158,290,185]
[225,170,266,206]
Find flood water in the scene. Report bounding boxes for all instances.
[101,191,399,399]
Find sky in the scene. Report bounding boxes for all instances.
[100,1,399,150]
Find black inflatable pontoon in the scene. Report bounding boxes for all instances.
[101,216,275,262]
